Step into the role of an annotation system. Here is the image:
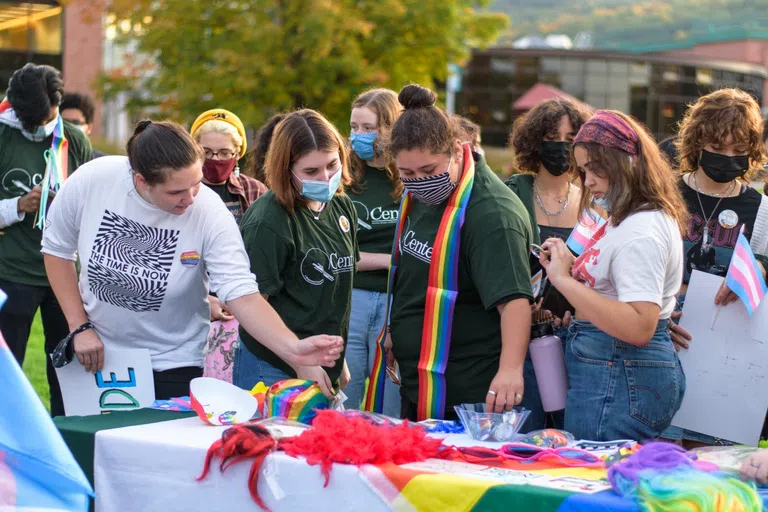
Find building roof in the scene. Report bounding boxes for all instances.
[512,83,593,111]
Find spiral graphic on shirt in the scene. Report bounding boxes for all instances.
[87,210,180,312]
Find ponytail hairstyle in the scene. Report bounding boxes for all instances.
[386,84,462,158]
[126,120,205,186]
[349,88,403,200]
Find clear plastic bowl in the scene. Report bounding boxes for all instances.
[454,403,531,442]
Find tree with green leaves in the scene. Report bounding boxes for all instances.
[99,0,507,131]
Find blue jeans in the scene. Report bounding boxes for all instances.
[232,339,292,391]
[521,327,567,431]
[346,288,400,417]
[564,319,685,441]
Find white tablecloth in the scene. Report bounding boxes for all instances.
[93,417,391,512]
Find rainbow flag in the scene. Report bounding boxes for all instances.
[726,233,768,316]
[0,289,93,510]
[566,211,606,256]
[359,457,632,512]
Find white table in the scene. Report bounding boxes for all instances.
[93,417,391,512]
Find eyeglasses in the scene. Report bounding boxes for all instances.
[203,148,237,160]
[66,119,86,126]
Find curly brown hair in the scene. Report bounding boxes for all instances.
[510,98,591,174]
[575,111,688,234]
[349,88,403,201]
[675,88,767,179]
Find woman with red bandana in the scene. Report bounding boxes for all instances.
[190,109,267,226]
[539,110,687,441]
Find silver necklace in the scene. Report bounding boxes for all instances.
[533,179,570,217]
[306,203,326,221]
[691,171,735,250]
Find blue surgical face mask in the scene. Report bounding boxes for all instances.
[293,168,342,203]
[23,115,58,142]
[350,132,377,161]
[593,195,611,212]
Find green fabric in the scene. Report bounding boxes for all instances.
[349,165,400,293]
[504,173,540,246]
[0,121,92,286]
[390,159,534,410]
[239,191,359,383]
[54,409,194,486]
[472,484,571,511]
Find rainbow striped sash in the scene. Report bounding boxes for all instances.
[364,144,475,420]
[36,115,68,231]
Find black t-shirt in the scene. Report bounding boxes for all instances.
[679,177,766,285]
[536,224,574,317]
[208,183,243,224]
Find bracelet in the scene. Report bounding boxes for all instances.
[71,321,94,337]
[51,321,93,369]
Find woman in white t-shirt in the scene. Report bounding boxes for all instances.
[41,120,344,401]
[539,110,687,441]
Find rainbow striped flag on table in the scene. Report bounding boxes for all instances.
[566,211,606,256]
[726,233,768,316]
[0,289,93,511]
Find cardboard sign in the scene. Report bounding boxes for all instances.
[55,348,155,416]
[671,271,768,444]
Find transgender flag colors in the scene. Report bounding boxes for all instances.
[0,288,93,510]
[566,210,606,256]
[726,233,768,316]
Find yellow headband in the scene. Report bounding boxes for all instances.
[190,108,247,158]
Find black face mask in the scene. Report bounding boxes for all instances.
[538,141,572,177]
[698,149,749,183]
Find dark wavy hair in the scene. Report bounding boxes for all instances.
[6,63,64,133]
[510,98,590,174]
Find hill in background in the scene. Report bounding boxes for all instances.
[489,0,768,51]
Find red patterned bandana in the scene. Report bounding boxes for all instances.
[574,110,639,156]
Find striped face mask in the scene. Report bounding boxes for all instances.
[400,156,456,205]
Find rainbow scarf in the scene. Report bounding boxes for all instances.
[0,99,68,231]
[364,144,475,420]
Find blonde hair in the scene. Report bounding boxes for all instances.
[265,109,351,213]
[350,88,403,200]
[676,88,767,180]
[193,119,243,154]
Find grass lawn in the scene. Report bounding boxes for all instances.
[21,312,50,411]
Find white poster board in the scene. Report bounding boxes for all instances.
[55,348,155,416]
[671,270,768,444]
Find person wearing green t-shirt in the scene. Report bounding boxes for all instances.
[236,109,358,398]
[371,84,534,421]
[0,64,92,416]
[345,89,402,417]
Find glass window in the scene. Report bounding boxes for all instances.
[490,57,516,74]
[540,57,561,74]
[562,58,584,74]
[0,3,62,54]
[696,68,713,86]
[662,65,679,83]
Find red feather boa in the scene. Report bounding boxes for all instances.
[198,410,444,510]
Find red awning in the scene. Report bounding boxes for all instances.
[513,83,593,112]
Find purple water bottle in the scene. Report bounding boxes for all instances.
[529,321,567,412]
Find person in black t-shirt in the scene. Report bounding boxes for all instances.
[665,88,768,447]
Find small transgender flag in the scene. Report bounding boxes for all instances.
[566,210,607,256]
[725,233,768,316]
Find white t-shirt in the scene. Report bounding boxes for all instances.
[41,156,259,371]
[571,210,682,319]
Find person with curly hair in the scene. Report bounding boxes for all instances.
[345,89,403,416]
[665,88,768,447]
[504,99,590,429]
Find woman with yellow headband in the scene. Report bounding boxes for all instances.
[190,109,267,225]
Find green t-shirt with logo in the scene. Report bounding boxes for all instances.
[0,121,93,287]
[349,165,400,293]
[239,190,359,383]
[390,159,534,413]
